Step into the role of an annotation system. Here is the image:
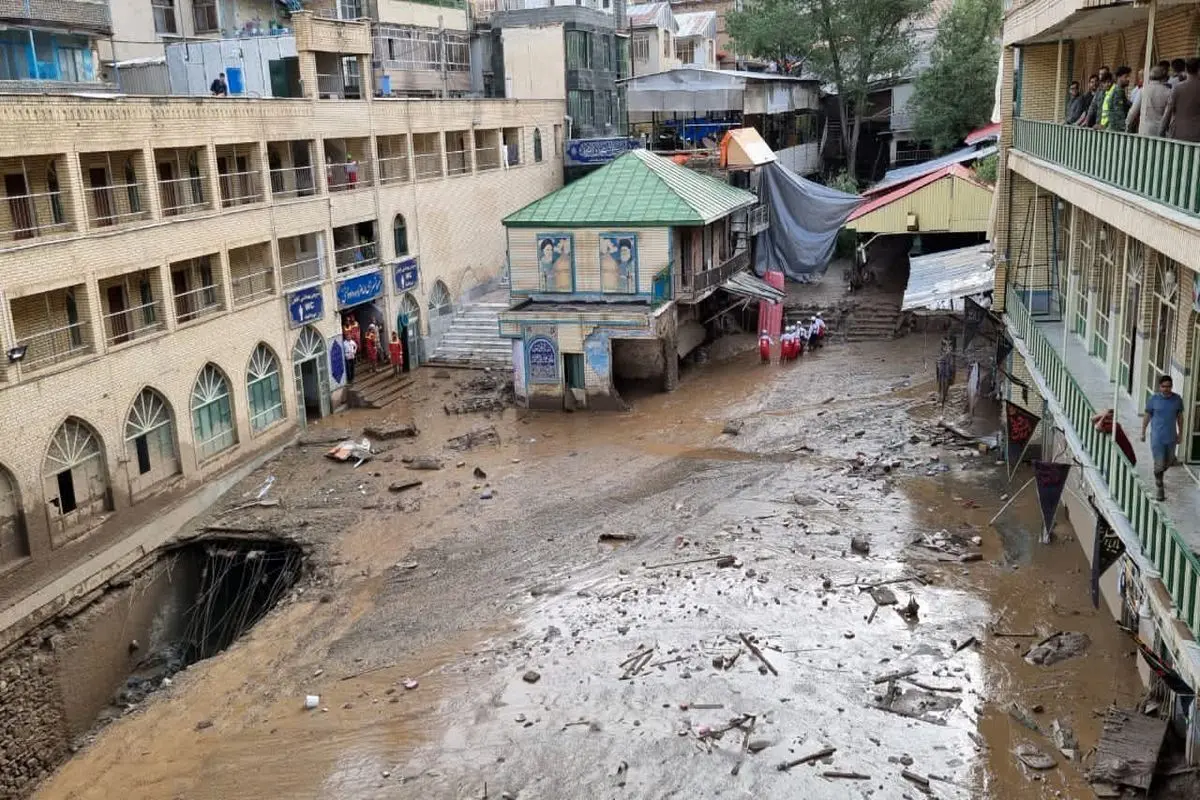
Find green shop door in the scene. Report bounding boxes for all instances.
[564,353,585,391]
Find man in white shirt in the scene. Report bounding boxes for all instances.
[343,335,358,383]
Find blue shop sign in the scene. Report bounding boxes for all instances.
[336,269,383,309]
[564,137,641,167]
[287,286,324,327]
[393,256,419,292]
[527,335,559,384]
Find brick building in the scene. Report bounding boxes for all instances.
[993,0,1200,755]
[0,14,563,617]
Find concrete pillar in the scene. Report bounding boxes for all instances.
[258,140,274,203]
[62,150,90,234]
[204,143,222,211]
[299,52,319,100]
[139,143,162,220]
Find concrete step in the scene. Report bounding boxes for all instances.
[348,373,414,409]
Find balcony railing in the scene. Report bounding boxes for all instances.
[231,268,275,306]
[446,148,470,176]
[1,188,72,242]
[280,256,323,290]
[378,154,410,185]
[675,248,751,299]
[413,152,442,180]
[1013,118,1200,218]
[102,299,165,346]
[268,165,317,200]
[475,147,501,171]
[316,74,361,100]
[732,205,770,237]
[173,285,223,324]
[16,320,93,371]
[218,170,263,207]
[158,175,209,216]
[333,240,378,273]
[86,181,151,227]
[1005,287,1200,636]
[326,159,372,191]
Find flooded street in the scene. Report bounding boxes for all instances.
[36,338,1142,800]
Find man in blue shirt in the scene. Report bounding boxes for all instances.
[1142,375,1185,501]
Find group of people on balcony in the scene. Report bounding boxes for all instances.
[1064,58,1200,141]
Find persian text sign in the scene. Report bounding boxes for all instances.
[393,256,419,292]
[564,137,641,167]
[527,336,559,384]
[336,269,383,309]
[288,286,324,327]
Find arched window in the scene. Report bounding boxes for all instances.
[47,164,64,225]
[247,344,284,432]
[292,326,330,424]
[43,417,109,523]
[393,214,408,257]
[125,388,179,484]
[429,280,452,317]
[124,157,141,213]
[533,128,543,163]
[0,464,29,567]
[191,364,235,460]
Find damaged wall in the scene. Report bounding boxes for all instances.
[0,643,66,799]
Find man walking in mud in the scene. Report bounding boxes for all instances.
[1142,374,1184,501]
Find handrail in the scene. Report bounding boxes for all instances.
[377,154,410,185]
[413,152,442,180]
[231,268,275,305]
[279,255,323,289]
[268,165,316,200]
[218,169,263,207]
[173,283,223,323]
[1005,287,1200,634]
[1013,118,1200,217]
[16,320,92,370]
[102,299,164,345]
[333,240,378,272]
[0,188,72,241]
[157,174,209,215]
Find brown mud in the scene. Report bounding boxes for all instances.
[35,339,1142,800]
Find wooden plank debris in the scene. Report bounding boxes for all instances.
[739,632,779,676]
[777,746,836,771]
[1087,708,1169,791]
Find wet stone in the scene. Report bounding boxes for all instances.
[522,671,541,684]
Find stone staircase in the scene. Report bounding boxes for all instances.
[784,292,905,342]
[428,299,513,369]
[347,368,414,409]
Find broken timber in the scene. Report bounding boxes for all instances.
[777,746,836,771]
[738,633,779,676]
[1087,708,1169,791]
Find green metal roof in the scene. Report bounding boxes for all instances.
[504,149,757,228]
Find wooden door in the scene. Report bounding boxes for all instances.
[88,168,114,225]
[106,284,130,344]
[4,174,34,239]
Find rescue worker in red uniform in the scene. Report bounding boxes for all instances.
[759,329,772,363]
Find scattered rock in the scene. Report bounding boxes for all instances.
[716,556,738,568]
[406,456,444,471]
[1015,743,1057,770]
[387,479,422,493]
[403,679,419,690]
[480,489,495,500]
[748,739,772,753]
[473,466,487,479]
[850,535,871,555]
[522,670,541,684]
[599,532,637,542]
[870,586,898,606]
[793,493,819,507]
[195,719,213,731]
[723,420,745,436]
[362,421,419,440]
[1024,632,1091,666]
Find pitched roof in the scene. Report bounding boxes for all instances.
[965,122,1001,145]
[675,10,717,39]
[848,164,987,222]
[627,2,677,31]
[503,149,756,228]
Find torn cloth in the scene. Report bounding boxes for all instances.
[754,162,862,282]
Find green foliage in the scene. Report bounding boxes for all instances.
[973,153,998,184]
[827,169,859,195]
[728,0,925,177]
[835,227,859,258]
[911,0,1003,153]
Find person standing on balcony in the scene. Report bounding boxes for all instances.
[1170,58,1187,88]
[1128,66,1171,135]
[1078,69,1111,126]
[210,72,227,97]
[1142,375,1184,501]
[1101,66,1133,132]
[1065,81,1087,127]
[1130,69,1144,110]
[1161,58,1200,141]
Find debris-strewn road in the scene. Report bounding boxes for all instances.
[37,340,1142,800]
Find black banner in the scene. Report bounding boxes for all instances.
[1006,401,1041,471]
[1136,638,1195,696]
[963,297,987,350]
[1090,508,1125,608]
[997,333,1014,366]
[1033,459,1071,542]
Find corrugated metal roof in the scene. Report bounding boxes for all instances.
[965,122,1001,145]
[503,149,755,228]
[902,244,995,311]
[864,145,996,196]
[619,66,817,85]
[675,10,717,39]
[723,271,785,303]
[627,2,677,31]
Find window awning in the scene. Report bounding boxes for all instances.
[721,271,785,303]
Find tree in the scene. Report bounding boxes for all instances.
[911,0,1002,153]
[729,0,925,179]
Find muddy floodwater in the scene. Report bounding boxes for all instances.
[36,339,1142,799]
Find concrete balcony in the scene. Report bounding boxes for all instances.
[673,248,750,304]
[293,10,373,55]
[1004,287,1200,637]
[0,0,112,34]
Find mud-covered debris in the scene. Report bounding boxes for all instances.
[447,425,501,451]
[723,419,744,436]
[406,456,444,471]
[388,480,422,493]
[850,535,871,555]
[1008,702,1040,732]
[522,670,541,684]
[1024,631,1090,666]
[362,421,419,440]
[793,493,820,507]
[748,739,771,753]
[1051,719,1078,760]
[870,586,897,606]
[403,679,419,690]
[897,596,920,621]
[872,667,917,685]
[716,555,738,568]
[195,719,213,730]
[777,746,836,771]
[599,532,637,542]
[480,489,494,500]
[1014,743,1056,770]
[473,466,487,479]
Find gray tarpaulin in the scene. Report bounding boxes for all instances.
[754,162,862,282]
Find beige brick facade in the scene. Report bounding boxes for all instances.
[0,92,564,577]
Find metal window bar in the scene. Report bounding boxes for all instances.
[445,148,470,176]
[316,73,361,100]
[413,152,442,180]
[158,173,208,216]
[373,27,471,72]
[3,187,71,241]
[86,180,148,226]
[18,320,92,370]
[218,169,262,207]
[326,158,372,191]
[268,165,316,200]
[173,283,223,324]
[279,256,323,290]
[231,268,275,305]
[103,299,164,346]
[333,240,378,273]
[377,154,411,185]
[474,146,501,171]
